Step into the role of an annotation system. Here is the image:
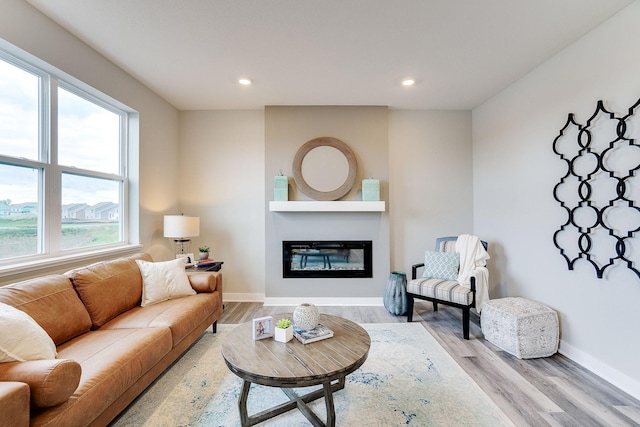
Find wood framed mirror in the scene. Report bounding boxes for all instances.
[292,137,358,201]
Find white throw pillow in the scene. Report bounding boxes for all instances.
[136,258,195,307]
[0,302,57,363]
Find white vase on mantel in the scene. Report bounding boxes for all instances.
[293,303,320,331]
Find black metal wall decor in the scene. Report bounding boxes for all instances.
[553,98,640,279]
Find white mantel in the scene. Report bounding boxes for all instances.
[269,201,385,212]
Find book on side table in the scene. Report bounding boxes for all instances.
[186,260,224,272]
[293,323,334,344]
[194,258,216,268]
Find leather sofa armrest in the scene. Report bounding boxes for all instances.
[0,381,30,427]
[188,272,222,293]
[0,359,81,408]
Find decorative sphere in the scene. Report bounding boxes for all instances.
[293,303,320,331]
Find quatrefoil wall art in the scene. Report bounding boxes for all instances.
[553,98,640,279]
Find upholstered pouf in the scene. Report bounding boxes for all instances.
[481,297,559,359]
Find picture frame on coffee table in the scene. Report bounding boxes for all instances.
[253,316,274,340]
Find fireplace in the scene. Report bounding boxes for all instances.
[283,240,373,278]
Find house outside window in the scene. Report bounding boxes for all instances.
[0,43,137,270]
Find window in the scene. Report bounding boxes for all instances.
[0,45,135,269]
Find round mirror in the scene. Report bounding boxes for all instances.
[301,145,349,192]
[293,137,357,201]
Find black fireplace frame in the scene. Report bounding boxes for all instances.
[283,240,373,278]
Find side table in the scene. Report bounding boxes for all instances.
[186,262,224,331]
[188,261,223,272]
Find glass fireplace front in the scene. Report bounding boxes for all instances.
[282,240,373,278]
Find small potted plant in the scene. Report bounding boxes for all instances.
[198,245,210,260]
[274,318,293,343]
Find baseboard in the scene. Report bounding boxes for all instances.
[224,293,384,306]
[223,293,265,302]
[559,339,640,401]
[264,297,384,306]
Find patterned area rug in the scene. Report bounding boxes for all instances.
[111,323,514,426]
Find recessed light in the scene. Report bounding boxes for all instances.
[238,78,253,86]
[402,78,415,87]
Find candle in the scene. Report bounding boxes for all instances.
[274,175,288,201]
[362,178,380,201]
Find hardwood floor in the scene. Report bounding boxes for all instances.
[219,301,640,427]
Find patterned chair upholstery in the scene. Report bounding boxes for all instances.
[406,236,488,339]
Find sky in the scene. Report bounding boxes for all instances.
[0,57,120,205]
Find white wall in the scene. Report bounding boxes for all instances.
[473,2,640,398]
[389,110,474,274]
[179,111,265,300]
[0,0,180,278]
[178,108,473,303]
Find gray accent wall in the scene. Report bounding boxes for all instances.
[265,106,390,299]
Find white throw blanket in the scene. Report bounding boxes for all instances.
[455,234,490,313]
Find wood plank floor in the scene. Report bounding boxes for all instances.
[219,301,640,427]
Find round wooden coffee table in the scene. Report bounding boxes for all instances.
[221,313,370,427]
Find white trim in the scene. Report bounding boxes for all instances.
[222,294,385,306]
[0,39,138,270]
[559,339,640,401]
[269,201,385,212]
[264,296,384,306]
[223,293,266,303]
[0,244,143,278]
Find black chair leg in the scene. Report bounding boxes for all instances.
[462,308,470,340]
[433,302,438,311]
[407,295,414,322]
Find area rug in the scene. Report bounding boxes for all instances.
[112,323,514,426]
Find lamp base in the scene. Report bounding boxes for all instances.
[172,238,192,255]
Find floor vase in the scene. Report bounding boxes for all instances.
[384,271,407,315]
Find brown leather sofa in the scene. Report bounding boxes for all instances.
[0,253,223,427]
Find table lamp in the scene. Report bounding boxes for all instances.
[164,214,200,256]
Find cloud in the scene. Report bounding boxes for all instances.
[1,59,122,205]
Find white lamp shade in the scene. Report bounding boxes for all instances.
[164,215,200,238]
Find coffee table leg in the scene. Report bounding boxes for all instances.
[238,377,346,427]
[238,380,300,427]
[238,380,252,427]
[323,381,336,427]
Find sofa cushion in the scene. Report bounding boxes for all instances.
[0,381,30,427]
[0,359,82,408]
[136,258,195,306]
[102,292,220,347]
[407,277,473,305]
[0,275,92,346]
[0,303,57,363]
[66,253,153,328]
[34,328,172,427]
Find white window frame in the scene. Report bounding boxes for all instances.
[0,40,140,277]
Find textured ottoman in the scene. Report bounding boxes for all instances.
[481,297,559,359]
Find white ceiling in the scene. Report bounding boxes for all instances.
[25,0,634,111]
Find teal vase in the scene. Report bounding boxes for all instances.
[384,271,407,316]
